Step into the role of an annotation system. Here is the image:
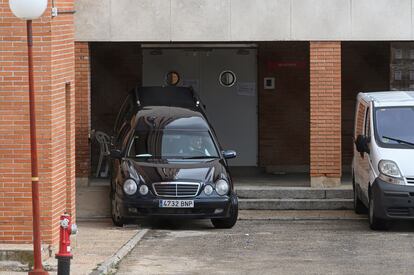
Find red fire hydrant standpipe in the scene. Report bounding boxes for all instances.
[55,213,77,275]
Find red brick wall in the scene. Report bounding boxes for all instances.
[310,42,341,185]
[258,42,310,169]
[0,0,75,244]
[75,42,90,179]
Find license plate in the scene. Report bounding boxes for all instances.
[159,200,194,208]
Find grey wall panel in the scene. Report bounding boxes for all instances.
[412,0,414,39]
[230,0,291,40]
[292,0,351,40]
[110,0,170,41]
[171,0,230,41]
[75,0,414,41]
[352,0,411,40]
[75,0,111,41]
[143,49,258,166]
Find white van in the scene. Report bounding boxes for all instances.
[353,91,414,229]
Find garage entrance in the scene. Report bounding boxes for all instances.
[142,46,258,166]
[79,42,313,219]
[86,42,311,188]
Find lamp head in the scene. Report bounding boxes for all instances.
[9,0,48,20]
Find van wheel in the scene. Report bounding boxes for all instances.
[353,182,367,214]
[211,195,238,229]
[111,190,126,227]
[369,191,388,230]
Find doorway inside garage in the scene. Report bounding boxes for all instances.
[142,45,258,166]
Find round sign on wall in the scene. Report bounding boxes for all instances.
[165,71,180,86]
[219,70,236,87]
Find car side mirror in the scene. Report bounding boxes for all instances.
[110,149,123,159]
[355,135,370,154]
[222,150,237,159]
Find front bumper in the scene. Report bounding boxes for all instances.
[119,195,234,219]
[372,177,414,220]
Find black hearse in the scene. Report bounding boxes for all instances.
[109,87,238,228]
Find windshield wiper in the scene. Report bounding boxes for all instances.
[382,136,414,147]
[182,156,218,159]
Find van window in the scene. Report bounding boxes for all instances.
[355,102,367,137]
[364,107,370,136]
[374,106,414,148]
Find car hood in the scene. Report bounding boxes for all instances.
[124,158,229,184]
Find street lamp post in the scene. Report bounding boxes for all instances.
[8,1,49,274]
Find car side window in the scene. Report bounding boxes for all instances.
[364,107,370,137]
[118,124,131,146]
[115,97,136,147]
[114,95,131,134]
[355,102,367,138]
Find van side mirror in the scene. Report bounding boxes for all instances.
[222,150,237,159]
[355,135,370,154]
[110,149,123,159]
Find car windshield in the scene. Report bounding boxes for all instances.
[375,106,414,148]
[127,130,219,159]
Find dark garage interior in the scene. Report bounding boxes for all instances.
[341,42,390,173]
[88,41,393,184]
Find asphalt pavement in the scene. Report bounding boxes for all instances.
[115,214,414,275]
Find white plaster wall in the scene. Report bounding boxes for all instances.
[352,0,412,40]
[291,0,351,40]
[230,0,291,41]
[75,0,414,41]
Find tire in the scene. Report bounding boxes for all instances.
[353,182,367,214]
[211,195,238,229]
[111,190,126,227]
[368,190,389,230]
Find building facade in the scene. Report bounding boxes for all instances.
[1,0,413,245]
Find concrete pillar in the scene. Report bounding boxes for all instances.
[310,42,342,187]
[75,42,91,186]
[0,0,76,245]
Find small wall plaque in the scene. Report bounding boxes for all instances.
[264,77,275,90]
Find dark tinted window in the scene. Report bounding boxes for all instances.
[127,130,219,160]
[114,96,136,145]
[114,95,131,133]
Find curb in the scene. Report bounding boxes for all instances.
[90,228,149,275]
[238,216,367,221]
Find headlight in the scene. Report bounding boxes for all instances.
[123,179,137,195]
[378,160,404,184]
[215,179,229,196]
[204,184,213,195]
[139,184,149,195]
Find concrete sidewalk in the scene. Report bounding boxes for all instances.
[1,210,365,275]
[0,219,141,275]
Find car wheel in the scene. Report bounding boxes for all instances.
[211,195,238,229]
[353,182,366,214]
[369,190,388,230]
[111,190,125,227]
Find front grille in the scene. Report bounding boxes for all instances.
[406,177,414,185]
[152,182,200,197]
